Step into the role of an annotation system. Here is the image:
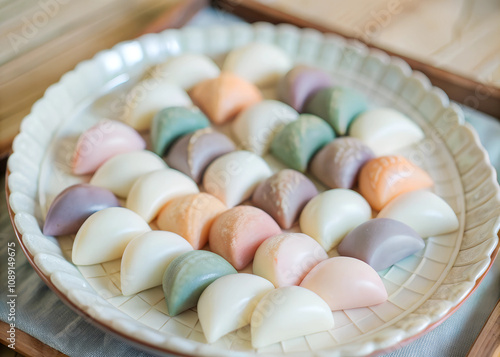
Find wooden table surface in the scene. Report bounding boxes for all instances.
[0,0,205,159]
[0,321,65,357]
[0,1,205,354]
[1,1,499,356]
[252,0,500,87]
[216,0,500,119]
[1,0,499,160]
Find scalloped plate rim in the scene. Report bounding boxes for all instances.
[5,22,500,357]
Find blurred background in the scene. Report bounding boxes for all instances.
[1,0,499,161]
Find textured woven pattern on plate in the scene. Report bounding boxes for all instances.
[7,23,500,357]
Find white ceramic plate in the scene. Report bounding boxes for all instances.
[6,23,500,357]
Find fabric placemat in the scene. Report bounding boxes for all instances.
[1,8,499,357]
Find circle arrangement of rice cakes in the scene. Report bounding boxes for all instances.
[8,23,499,357]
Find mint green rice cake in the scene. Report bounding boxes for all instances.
[304,87,367,135]
[151,106,210,156]
[162,250,237,316]
[270,114,335,172]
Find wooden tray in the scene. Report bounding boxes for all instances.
[213,0,500,119]
[467,299,500,357]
